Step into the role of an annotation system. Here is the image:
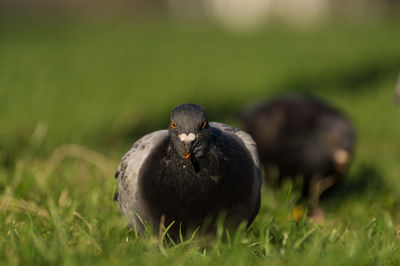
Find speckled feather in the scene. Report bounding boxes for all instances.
[116,130,168,232]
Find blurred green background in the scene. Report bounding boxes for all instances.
[1,1,400,264]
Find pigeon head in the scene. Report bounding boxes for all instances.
[169,103,212,160]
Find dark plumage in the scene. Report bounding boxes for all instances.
[116,104,261,238]
[241,94,356,217]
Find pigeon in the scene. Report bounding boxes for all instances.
[115,103,261,238]
[241,94,356,218]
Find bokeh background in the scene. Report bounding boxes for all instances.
[1,1,400,264]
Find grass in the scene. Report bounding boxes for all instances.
[1,15,400,265]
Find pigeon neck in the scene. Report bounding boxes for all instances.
[168,143,211,173]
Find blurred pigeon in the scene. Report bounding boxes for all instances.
[115,103,261,238]
[241,94,356,219]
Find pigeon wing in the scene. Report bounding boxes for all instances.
[209,122,262,226]
[116,130,169,233]
[209,122,261,176]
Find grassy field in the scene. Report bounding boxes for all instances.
[1,15,400,265]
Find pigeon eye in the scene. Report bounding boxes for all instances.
[171,121,177,129]
[201,120,207,129]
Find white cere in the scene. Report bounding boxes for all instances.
[179,133,196,142]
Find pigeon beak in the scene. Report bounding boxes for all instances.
[183,141,194,159]
[179,133,196,160]
[184,150,191,159]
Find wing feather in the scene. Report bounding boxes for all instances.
[210,122,262,226]
[209,122,261,174]
[116,130,168,232]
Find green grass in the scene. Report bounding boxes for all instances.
[1,15,400,265]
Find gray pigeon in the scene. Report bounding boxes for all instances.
[115,103,261,238]
[241,94,356,219]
